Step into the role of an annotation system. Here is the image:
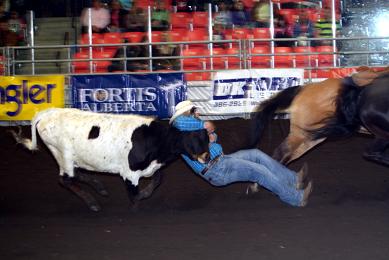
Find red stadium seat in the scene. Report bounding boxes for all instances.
[103,32,123,51]
[167,30,187,42]
[185,72,210,81]
[79,34,104,52]
[192,12,210,28]
[316,45,337,67]
[170,12,191,30]
[252,28,271,47]
[305,9,319,22]
[80,33,102,43]
[293,46,317,68]
[0,55,4,75]
[186,29,208,41]
[278,9,298,25]
[72,52,91,73]
[151,31,163,42]
[121,32,145,43]
[274,46,293,68]
[206,48,228,70]
[250,46,270,68]
[185,29,208,49]
[134,0,153,9]
[92,51,115,73]
[182,48,206,70]
[226,47,241,69]
[231,28,252,39]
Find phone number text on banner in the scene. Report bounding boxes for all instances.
[71,73,186,119]
[210,69,304,114]
[0,75,65,121]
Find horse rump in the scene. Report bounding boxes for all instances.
[309,78,364,140]
[248,85,302,148]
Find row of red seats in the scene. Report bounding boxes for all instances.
[78,27,270,49]
[72,45,337,74]
[249,45,337,68]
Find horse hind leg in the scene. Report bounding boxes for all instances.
[272,138,294,164]
[273,134,326,165]
[286,138,327,164]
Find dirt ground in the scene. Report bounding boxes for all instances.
[1,118,389,260]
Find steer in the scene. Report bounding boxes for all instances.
[11,108,210,211]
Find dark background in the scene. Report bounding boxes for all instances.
[1,118,389,259]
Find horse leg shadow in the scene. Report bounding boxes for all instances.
[363,138,389,166]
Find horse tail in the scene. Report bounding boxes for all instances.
[248,85,302,147]
[310,78,363,140]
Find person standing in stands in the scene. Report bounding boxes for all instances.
[151,0,170,31]
[0,17,18,47]
[80,0,110,33]
[124,6,146,32]
[170,100,314,207]
[213,2,232,30]
[251,0,270,28]
[109,0,128,32]
[231,0,250,28]
[292,11,315,46]
[314,7,341,46]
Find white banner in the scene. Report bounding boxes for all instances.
[197,69,304,116]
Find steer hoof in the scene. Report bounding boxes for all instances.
[97,189,109,197]
[88,202,102,212]
[135,190,152,201]
[130,201,139,213]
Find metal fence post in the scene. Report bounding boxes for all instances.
[147,6,153,71]
[87,8,93,73]
[27,10,35,75]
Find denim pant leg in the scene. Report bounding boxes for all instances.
[206,156,304,206]
[228,149,297,187]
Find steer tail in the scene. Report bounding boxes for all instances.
[310,79,363,140]
[248,85,302,148]
[9,111,44,151]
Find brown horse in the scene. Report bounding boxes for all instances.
[249,67,389,165]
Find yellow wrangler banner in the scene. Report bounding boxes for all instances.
[0,75,65,121]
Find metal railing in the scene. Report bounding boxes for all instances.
[1,35,388,79]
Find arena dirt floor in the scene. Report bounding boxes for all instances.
[1,118,389,260]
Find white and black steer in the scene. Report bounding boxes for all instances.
[11,108,210,211]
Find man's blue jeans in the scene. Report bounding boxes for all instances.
[201,149,304,206]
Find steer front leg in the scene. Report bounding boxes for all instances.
[125,180,139,202]
[136,170,163,201]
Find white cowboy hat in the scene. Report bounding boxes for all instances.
[169,100,196,124]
